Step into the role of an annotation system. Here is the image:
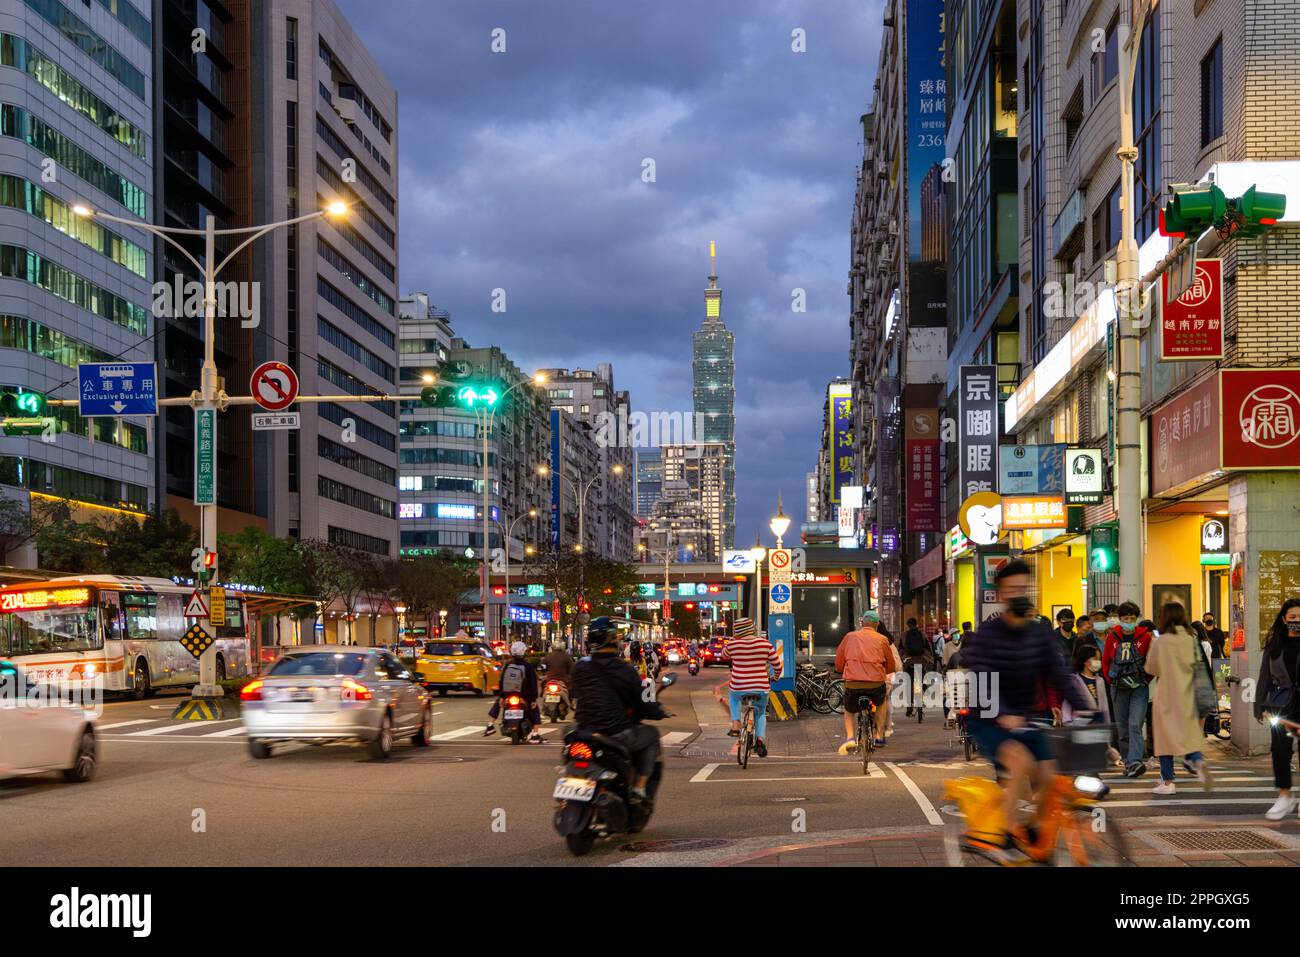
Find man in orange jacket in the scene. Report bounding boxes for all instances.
[834,610,895,754]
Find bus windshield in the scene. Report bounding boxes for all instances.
[0,604,102,656]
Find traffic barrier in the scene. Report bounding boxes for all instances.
[768,690,798,721]
[170,697,233,720]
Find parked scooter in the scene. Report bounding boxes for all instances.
[553,673,677,856]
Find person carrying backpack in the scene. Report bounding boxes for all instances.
[901,618,932,717]
[484,641,543,742]
[1101,601,1155,777]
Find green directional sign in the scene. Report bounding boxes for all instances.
[194,408,216,506]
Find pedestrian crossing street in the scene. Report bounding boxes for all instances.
[1091,760,1282,812]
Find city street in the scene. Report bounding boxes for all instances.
[5,668,1293,868]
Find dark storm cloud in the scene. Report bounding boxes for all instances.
[337,0,883,538]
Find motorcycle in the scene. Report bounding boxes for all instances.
[499,692,534,745]
[553,673,677,856]
[542,678,570,722]
[687,656,700,676]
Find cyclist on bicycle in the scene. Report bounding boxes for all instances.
[834,611,894,755]
[901,617,932,717]
[961,559,1093,856]
[723,617,781,757]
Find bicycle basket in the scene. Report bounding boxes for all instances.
[1043,724,1114,775]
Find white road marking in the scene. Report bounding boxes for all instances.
[703,770,889,782]
[1106,785,1276,794]
[201,726,248,738]
[661,731,692,746]
[127,719,240,736]
[690,763,719,783]
[96,719,153,730]
[884,761,943,825]
[431,725,485,741]
[1103,798,1279,808]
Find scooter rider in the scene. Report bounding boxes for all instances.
[571,616,668,802]
[543,638,575,687]
[484,641,544,742]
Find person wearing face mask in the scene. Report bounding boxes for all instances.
[961,560,1093,859]
[1202,613,1227,659]
[1074,613,1100,653]
[1255,598,1300,819]
[1054,609,1078,658]
[1101,601,1155,777]
[1063,643,1123,767]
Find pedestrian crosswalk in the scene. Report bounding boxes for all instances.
[94,716,571,743]
[1094,762,1280,812]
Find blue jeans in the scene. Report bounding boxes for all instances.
[1112,683,1150,765]
[1158,751,1204,782]
[730,690,768,740]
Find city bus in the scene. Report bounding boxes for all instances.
[0,576,251,696]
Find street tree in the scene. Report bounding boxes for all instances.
[0,496,32,566]
[29,499,107,573]
[104,508,196,578]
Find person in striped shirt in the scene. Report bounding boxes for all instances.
[723,617,782,757]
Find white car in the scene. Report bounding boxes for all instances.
[0,662,98,783]
[240,646,433,759]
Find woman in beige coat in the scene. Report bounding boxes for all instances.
[1144,602,1213,795]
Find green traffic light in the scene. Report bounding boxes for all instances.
[1162,184,1225,238]
[2,390,46,417]
[1229,185,1287,237]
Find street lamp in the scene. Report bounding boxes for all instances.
[497,506,538,639]
[750,534,767,622]
[539,462,619,649]
[769,491,791,548]
[72,199,350,702]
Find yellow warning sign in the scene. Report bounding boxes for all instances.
[208,586,226,627]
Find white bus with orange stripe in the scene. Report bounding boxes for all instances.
[0,576,250,697]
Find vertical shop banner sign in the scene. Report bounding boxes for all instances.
[194,408,216,506]
[1150,373,1221,495]
[829,383,854,504]
[549,408,562,547]
[905,0,948,328]
[1221,369,1300,470]
[906,408,941,531]
[1159,259,1224,361]
[959,365,998,500]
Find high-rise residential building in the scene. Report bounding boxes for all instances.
[692,241,735,549]
[634,448,662,518]
[849,0,949,634]
[251,0,400,555]
[397,307,549,565]
[537,364,635,560]
[640,480,713,564]
[549,406,602,557]
[660,441,727,562]
[0,0,157,564]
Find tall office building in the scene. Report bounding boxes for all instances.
[537,363,636,560]
[1,0,157,565]
[634,448,661,518]
[692,241,735,549]
[250,0,400,555]
[661,441,727,562]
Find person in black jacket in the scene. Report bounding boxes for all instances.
[962,559,1094,857]
[1256,598,1300,820]
[572,617,668,801]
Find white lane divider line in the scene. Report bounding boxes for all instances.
[96,719,154,730]
[128,719,240,736]
[201,726,248,738]
[1103,798,1279,808]
[884,761,943,826]
[662,731,692,746]
[431,725,484,741]
[690,763,719,783]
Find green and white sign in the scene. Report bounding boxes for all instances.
[194,408,216,505]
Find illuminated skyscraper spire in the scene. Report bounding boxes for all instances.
[693,241,735,547]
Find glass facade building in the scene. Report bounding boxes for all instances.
[691,244,735,548]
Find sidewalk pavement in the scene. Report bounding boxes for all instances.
[716,815,1300,867]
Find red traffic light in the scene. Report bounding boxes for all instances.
[203,551,216,568]
[491,586,506,596]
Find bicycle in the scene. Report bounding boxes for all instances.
[737,693,764,769]
[940,722,1130,867]
[853,693,878,775]
[902,656,929,723]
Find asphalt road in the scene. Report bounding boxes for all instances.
[0,668,1282,866]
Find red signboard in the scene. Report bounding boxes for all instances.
[1151,374,1221,494]
[905,408,941,531]
[1159,259,1224,361]
[1221,369,1300,470]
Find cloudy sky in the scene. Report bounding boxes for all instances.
[336,0,884,543]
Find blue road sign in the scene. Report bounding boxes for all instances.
[770,584,791,604]
[78,362,158,417]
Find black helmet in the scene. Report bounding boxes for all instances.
[586,616,617,647]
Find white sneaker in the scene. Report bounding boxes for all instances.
[1265,794,1297,821]
[1152,780,1176,795]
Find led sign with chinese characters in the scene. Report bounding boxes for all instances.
[0,588,92,612]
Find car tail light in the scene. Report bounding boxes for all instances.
[241,679,264,701]
[341,678,373,701]
[506,694,522,706]
[568,741,594,760]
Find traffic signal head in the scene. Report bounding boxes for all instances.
[1161,184,1225,238]
[1223,185,1287,238]
[419,385,458,408]
[456,382,501,409]
[1,390,46,417]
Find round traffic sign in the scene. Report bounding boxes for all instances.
[770,584,791,604]
[250,361,299,411]
[770,549,790,570]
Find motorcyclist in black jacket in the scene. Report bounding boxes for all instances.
[572,616,667,801]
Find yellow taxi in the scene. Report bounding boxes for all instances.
[415,639,503,696]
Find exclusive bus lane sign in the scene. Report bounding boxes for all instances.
[78,362,158,417]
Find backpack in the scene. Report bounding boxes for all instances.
[1109,631,1145,690]
[904,629,928,657]
[501,661,527,694]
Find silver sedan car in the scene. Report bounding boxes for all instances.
[241,646,433,760]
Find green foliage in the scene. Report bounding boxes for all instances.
[103,508,196,577]
[30,499,107,573]
[0,496,32,564]
[538,549,641,631]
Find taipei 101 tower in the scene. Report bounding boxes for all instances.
[692,242,736,548]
